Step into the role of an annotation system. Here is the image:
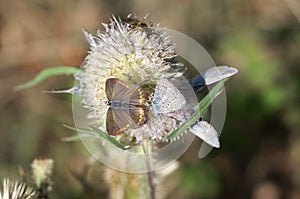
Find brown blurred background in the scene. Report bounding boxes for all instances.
[1,0,300,198]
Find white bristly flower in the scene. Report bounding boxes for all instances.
[31,158,54,189]
[75,15,190,144]
[0,178,36,199]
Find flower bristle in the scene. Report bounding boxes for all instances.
[0,178,36,199]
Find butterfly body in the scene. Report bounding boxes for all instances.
[106,100,134,109]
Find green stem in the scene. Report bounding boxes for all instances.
[142,141,156,199]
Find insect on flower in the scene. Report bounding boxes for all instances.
[152,78,186,115]
[121,14,153,33]
[190,65,238,90]
[105,78,151,136]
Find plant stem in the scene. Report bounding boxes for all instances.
[142,141,156,199]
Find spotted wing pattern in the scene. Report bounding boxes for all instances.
[202,66,238,85]
[152,78,186,114]
[105,78,149,135]
[189,121,220,148]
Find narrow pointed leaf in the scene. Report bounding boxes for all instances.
[90,126,129,150]
[63,124,129,150]
[15,66,80,91]
[61,133,99,142]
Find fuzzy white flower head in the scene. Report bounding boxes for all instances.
[74,15,195,145]
[0,178,36,199]
[68,14,235,172]
[31,158,54,189]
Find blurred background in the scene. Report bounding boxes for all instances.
[1,0,300,198]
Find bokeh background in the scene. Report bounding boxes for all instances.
[1,0,300,198]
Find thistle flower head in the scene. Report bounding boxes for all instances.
[0,178,36,199]
[31,158,54,189]
[74,15,194,145]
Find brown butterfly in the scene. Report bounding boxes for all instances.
[105,78,149,136]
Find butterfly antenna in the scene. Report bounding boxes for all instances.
[42,87,77,94]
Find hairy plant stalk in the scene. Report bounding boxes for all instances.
[142,141,156,199]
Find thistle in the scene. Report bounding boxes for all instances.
[0,178,36,199]
[15,14,238,159]
[74,14,193,146]
[31,158,54,198]
[14,14,238,199]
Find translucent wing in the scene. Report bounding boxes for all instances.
[152,79,186,114]
[189,120,220,148]
[198,143,214,159]
[202,66,238,85]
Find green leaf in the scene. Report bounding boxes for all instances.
[15,66,80,91]
[62,124,129,150]
[61,133,98,142]
[90,126,129,150]
[167,81,224,140]
[62,124,100,142]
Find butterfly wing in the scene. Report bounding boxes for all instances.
[129,87,148,106]
[106,78,150,135]
[105,78,133,102]
[129,107,148,126]
[106,108,131,135]
[189,121,220,148]
[202,66,238,85]
[152,79,186,114]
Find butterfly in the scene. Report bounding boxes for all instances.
[105,78,149,136]
[190,66,238,90]
[189,120,220,148]
[152,78,186,114]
